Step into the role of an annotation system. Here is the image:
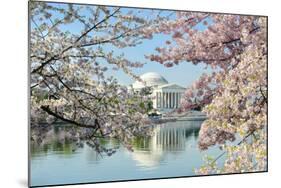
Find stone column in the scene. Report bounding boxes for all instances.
[162,92,164,109]
[166,92,168,109]
[176,92,178,108]
[178,92,180,108]
[157,92,160,108]
[174,93,176,108]
[158,92,161,108]
[173,92,175,108]
[176,93,178,108]
[171,92,173,108]
[164,92,167,108]
[174,93,177,108]
[165,92,169,108]
[170,92,173,108]
[172,93,174,108]
[168,92,170,109]
[159,92,161,109]
[166,92,169,108]
[170,92,172,108]
[161,92,164,108]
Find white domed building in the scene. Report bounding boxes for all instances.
[131,72,185,113]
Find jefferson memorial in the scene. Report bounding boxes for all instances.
[131,72,185,113]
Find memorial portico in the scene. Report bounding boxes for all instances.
[132,72,185,113]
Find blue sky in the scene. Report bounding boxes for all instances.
[104,33,211,87]
[35,2,212,88]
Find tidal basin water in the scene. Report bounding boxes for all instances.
[30,120,223,187]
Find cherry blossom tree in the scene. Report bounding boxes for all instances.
[29,2,165,154]
[145,12,267,173]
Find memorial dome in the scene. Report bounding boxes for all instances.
[132,72,168,89]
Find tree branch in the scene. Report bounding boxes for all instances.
[41,105,97,129]
[31,8,121,74]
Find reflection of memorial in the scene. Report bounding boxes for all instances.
[153,125,186,151]
[131,121,202,168]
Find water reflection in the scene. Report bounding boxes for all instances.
[31,133,77,158]
[31,120,223,187]
[31,121,202,161]
[131,121,201,168]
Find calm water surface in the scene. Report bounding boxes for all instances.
[31,120,223,187]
